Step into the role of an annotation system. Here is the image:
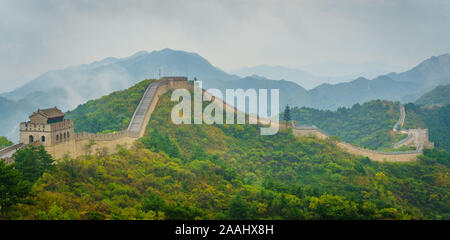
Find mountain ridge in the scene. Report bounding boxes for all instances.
[234,60,407,89]
[415,84,450,106]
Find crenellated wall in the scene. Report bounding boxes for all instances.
[292,127,328,139]
[335,141,421,162]
[44,136,137,159]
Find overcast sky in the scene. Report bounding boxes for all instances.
[1,0,450,91]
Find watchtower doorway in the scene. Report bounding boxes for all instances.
[29,135,34,143]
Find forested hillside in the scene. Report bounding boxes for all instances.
[415,84,450,106]
[3,89,448,220]
[289,100,405,150]
[66,80,154,133]
[403,103,450,152]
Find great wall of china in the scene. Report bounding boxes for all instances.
[0,77,433,162]
[391,105,434,150]
[291,104,434,162]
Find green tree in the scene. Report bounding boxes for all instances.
[142,193,166,212]
[308,194,360,219]
[12,146,55,183]
[0,136,13,149]
[37,146,55,172]
[0,161,31,217]
[283,105,291,123]
[227,195,249,220]
[140,129,180,158]
[38,203,71,220]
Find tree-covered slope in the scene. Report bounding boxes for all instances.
[65,79,154,133]
[403,103,450,152]
[6,89,449,220]
[415,84,450,106]
[290,100,404,150]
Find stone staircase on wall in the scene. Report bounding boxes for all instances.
[128,81,162,135]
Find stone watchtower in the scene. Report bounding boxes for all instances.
[20,107,74,147]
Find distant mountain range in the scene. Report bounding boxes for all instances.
[1,49,239,106]
[1,49,449,141]
[305,54,450,108]
[234,61,406,89]
[228,53,450,110]
[233,65,322,89]
[301,60,407,81]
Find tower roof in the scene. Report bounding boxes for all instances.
[31,107,64,119]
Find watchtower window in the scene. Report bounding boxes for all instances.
[41,136,46,142]
[47,117,63,124]
[64,132,66,140]
[56,135,59,141]
[29,135,34,143]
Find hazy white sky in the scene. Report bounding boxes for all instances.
[1,0,450,91]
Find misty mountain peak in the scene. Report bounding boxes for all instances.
[247,74,271,81]
[414,53,450,71]
[355,77,370,82]
[150,48,200,58]
[129,50,150,58]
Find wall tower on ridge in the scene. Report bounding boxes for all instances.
[19,107,74,147]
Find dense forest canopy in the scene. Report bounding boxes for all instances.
[289,100,404,150]
[415,84,450,106]
[2,89,448,220]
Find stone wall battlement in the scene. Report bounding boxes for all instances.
[291,126,422,162]
[75,131,127,141]
[72,130,141,142]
